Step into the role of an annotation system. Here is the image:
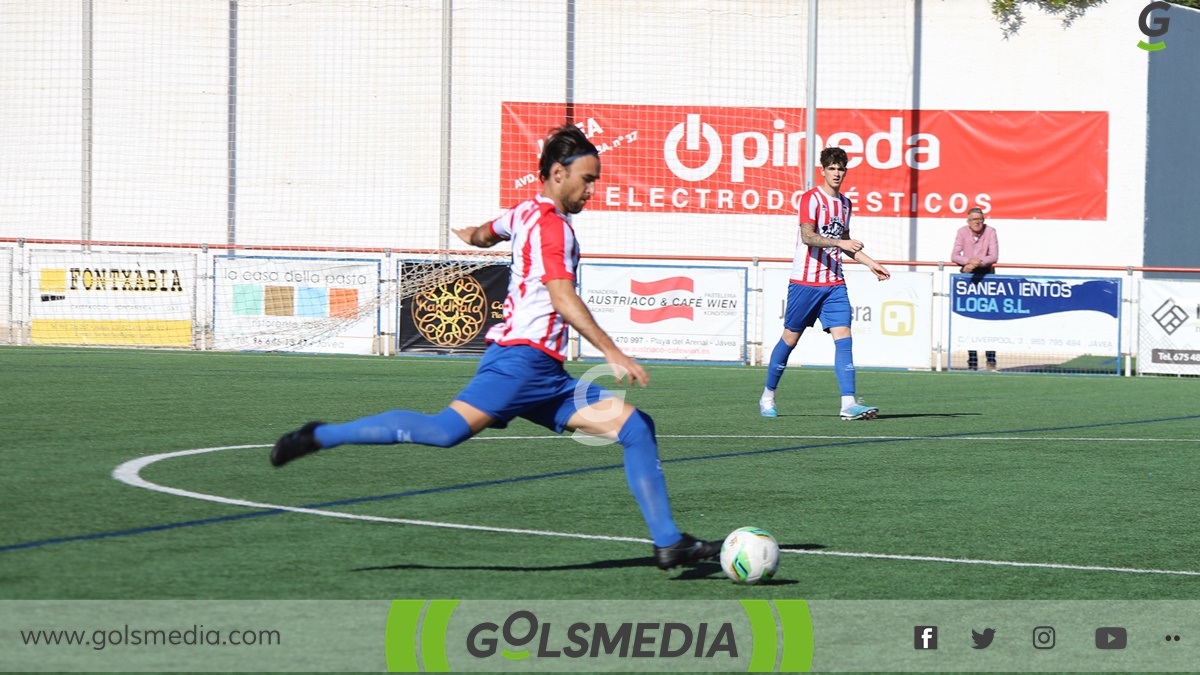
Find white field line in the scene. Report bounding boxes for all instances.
[112,446,645,544]
[112,443,1200,577]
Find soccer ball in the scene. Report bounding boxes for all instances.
[720,526,780,585]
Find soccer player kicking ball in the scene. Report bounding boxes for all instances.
[271,124,721,571]
[759,146,890,421]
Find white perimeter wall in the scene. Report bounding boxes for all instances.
[0,1,1149,267]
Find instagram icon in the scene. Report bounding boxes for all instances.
[1032,626,1056,649]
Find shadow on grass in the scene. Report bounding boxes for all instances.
[766,412,982,420]
[354,557,670,573]
[876,412,983,420]
[351,544,821,584]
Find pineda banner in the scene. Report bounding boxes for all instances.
[500,103,1108,219]
[578,265,746,362]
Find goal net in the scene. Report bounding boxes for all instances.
[2,0,917,351]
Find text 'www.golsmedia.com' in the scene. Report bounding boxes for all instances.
[19,625,281,650]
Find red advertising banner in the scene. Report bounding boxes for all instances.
[499,103,1108,220]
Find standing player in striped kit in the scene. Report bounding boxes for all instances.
[759,146,890,420]
[271,124,722,571]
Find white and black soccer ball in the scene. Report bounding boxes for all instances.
[720,527,780,585]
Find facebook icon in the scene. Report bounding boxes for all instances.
[914,626,938,649]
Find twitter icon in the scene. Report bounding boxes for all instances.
[972,628,996,649]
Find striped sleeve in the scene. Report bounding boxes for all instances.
[489,211,514,240]
[536,209,574,283]
[798,190,819,226]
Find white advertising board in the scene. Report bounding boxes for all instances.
[949,275,1121,362]
[579,264,746,362]
[29,251,195,347]
[213,256,380,354]
[1138,279,1200,376]
[761,268,933,369]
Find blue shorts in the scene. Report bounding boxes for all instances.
[783,282,852,333]
[454,343,612,433]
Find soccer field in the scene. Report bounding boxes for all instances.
[2,346,1198,602]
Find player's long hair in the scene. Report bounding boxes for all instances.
[539,124,597,180]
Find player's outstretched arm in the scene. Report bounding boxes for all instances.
[850,250,891,281]
[452,221,504,249]
[545,278,650,387]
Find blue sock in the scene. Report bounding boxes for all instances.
[765,338,798,391]
[617,410,682,548]
[834,336,855,396]
[313,408,472,449]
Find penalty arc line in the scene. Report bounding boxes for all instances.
[112,446,646,544]
[112,444,1200,578]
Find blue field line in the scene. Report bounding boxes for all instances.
[0,467,630,554]
[666,413,1200,464]
[3,413,1198,554]
[0,511,281,553]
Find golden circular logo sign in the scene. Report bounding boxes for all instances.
[411,274,488,347]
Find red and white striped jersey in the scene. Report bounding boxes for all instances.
[790,187,852,286]
[485,195,579,361]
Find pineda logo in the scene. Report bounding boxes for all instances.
[383,600,813,672]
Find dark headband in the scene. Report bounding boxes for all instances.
[560,150,599,166]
